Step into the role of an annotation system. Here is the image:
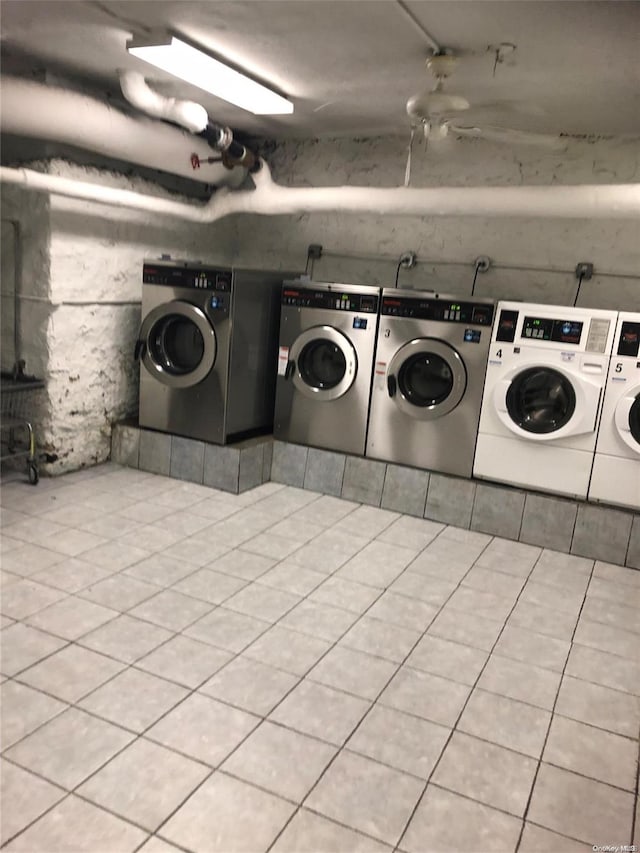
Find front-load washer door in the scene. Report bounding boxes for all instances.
[140,301,216,389]
[289,325,357,401]
[386,338,467,421]
[495,365,600,441]
[615,386,640,454]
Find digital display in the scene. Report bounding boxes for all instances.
[495,309,519,343]
[353,318,368,330]
[464,329,481,344]
[522,316,583,345]
[618,322,640,357]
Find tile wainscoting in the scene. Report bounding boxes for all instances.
[111,423,272,496]
[111,426,639,571]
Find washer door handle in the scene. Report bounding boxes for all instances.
[285,359,296,380]
[134,339,146,362]
[387,374,397,398]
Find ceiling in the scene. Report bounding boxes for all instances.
[1,0,640,141]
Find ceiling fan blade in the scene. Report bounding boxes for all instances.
[448,124,567,150]
[464,100,549,118]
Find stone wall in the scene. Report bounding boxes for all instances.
[3,133,639,473]
[1,161,241,473]
[239,135,640,309]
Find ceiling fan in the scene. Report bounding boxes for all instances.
[405,51,567,154]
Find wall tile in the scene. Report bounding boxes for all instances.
[239,442,265,493]
[262,439,274,483]
[138,430,171,476]
[271,442,308,488]
[626,516,640,570]
[170,437,205,484]
[111,424,139,469]
[520,493,577,554]
[304,449,346,497]
[203,445,240,493]
[381,464,429,518]
[426,474,475,529]
[341,456,386,506]
[471,482,526,541]
[571,504,633,565]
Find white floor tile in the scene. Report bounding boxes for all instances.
[4,464,639,853]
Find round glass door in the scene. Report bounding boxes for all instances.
[149,315,205,375]
[140,301,216,388]
[616,390,640,452]
[398,352,454,407]
[629,395,640,445]
[298,339,347,390]
[289,325,357,401]
[506,367,576,434]
[387,338,466,421]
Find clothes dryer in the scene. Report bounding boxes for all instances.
[274,281,380,455]
[589,312,640,510]
[136,261,291,444]
[366,289,495,477]
[474,301,618,499]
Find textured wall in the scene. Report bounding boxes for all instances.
[238,135,640,309]
[3,134,639,474]
[1,160,240,473]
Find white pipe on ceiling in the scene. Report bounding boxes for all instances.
[0,76,244,187]
[1,160,639,222]
[119,71,208,134]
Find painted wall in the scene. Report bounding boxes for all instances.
[2,133,638,473]
[1,160,239,472]
[239,135,640,309]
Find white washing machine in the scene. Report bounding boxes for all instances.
[473,301,618,499]
[589,312,640,510]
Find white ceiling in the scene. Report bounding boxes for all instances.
[2,0,640,140]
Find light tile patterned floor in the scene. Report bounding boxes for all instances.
[1,463,639,853]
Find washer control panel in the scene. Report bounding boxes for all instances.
[282,287,378,313]
[143,263,232,292]
[382,296,494,326]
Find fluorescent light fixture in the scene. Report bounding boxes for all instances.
[127,35,293,116]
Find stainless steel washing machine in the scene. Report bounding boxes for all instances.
[274,281,381,455]
[136,260,290,444]
[366,288,495,477]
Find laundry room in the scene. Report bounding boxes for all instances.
[1,2,639,853]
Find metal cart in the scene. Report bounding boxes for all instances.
[1,369,43,485]
[1,220,43,485]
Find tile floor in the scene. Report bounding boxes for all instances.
[1,463,639,853]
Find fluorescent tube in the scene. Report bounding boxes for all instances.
[128,36,293,115]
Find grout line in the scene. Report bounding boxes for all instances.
[513,555,597,852]
[393,544,545,852]
[631,745,640,847]
[267,521,502,851]
[3,465,638,851]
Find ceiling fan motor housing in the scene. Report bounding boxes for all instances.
[426,53,459,79]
